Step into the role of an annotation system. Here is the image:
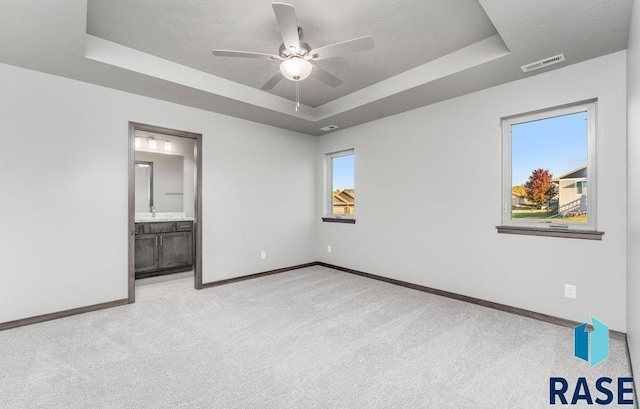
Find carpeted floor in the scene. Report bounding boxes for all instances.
[0,266,634,408]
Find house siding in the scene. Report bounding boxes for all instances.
[558,178,587,214]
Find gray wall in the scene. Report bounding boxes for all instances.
[316,51,628,331]
[627,0,640,379]
[0,61,316,323]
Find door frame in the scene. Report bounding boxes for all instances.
[128,122,203,303]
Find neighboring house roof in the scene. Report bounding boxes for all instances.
[333,189,354,205]
[554,165,587,181]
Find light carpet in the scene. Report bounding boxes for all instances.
[0,265,633,408]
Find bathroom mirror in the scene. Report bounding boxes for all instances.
[135,161,153,213]
[135,152,184,213]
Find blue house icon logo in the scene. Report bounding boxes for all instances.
[574,317,609,367]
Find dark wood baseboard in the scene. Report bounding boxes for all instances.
[200,262,318,289]
[316,262,627,341]
[0,298,129,332]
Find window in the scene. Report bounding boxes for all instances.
[576,180,587,195]
[501,101,597,233]
[324,149,355,221]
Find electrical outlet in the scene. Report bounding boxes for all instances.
[261,251,266,260]
[565,284,577,299]
[327,245,332,253]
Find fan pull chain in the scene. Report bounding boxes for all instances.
[295,81,300,112]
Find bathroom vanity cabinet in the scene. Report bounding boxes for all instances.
[134,220,193,279]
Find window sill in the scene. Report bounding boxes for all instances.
[496,226,603,240]
[322,217,356,224]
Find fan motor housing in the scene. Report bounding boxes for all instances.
[279,42,311,58]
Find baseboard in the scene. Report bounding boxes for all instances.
[0,298,129,332]
[200,262,318,289]
[317,262,627,341]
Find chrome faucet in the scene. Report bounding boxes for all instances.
[151,206,156,218]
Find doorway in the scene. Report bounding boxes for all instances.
[128,122,203,303]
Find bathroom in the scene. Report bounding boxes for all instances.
[133,130,197,284]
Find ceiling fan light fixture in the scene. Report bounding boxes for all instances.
[212,3,373,93]
[280,56,312,81]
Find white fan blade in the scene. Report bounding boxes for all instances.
[310,35,374,60]
[272,3,300,53]
[261,71,285,90]
[212,49,281,60]
[312,65,342,88]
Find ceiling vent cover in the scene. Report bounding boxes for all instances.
[521,54,565,73]
[320,125,339,132]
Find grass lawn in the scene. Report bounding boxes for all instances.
[560,214,587,223]
[511,209,555,219]
[511,209,587,223]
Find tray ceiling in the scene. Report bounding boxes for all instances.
[0,0,633,135]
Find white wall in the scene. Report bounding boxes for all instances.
[0,62,316,323]
[627,0,640,377]
[316,51,628,331]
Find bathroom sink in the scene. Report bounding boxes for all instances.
[135,212,194,223]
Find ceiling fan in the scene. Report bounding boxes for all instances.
[212,2,374,92]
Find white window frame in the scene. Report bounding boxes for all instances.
[501,101,597,231]
[576,180,587,195]
[325,149,355,218]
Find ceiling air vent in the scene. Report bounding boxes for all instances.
[521,54,565,73]
[320,125,339,132]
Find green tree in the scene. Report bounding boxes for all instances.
[524,169,557,209]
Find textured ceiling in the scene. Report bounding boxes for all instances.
[86,0,498,107]
[0,0,634,136]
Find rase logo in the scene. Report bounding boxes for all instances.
[574,316,609,367]
[549,317,634,405]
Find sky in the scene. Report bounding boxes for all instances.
[333,154,355,190]
[511,111,588,186]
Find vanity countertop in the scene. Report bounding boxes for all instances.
[135,213,194,223]
[136,217,194,223]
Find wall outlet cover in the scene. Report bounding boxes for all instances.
[565,284,577,299]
